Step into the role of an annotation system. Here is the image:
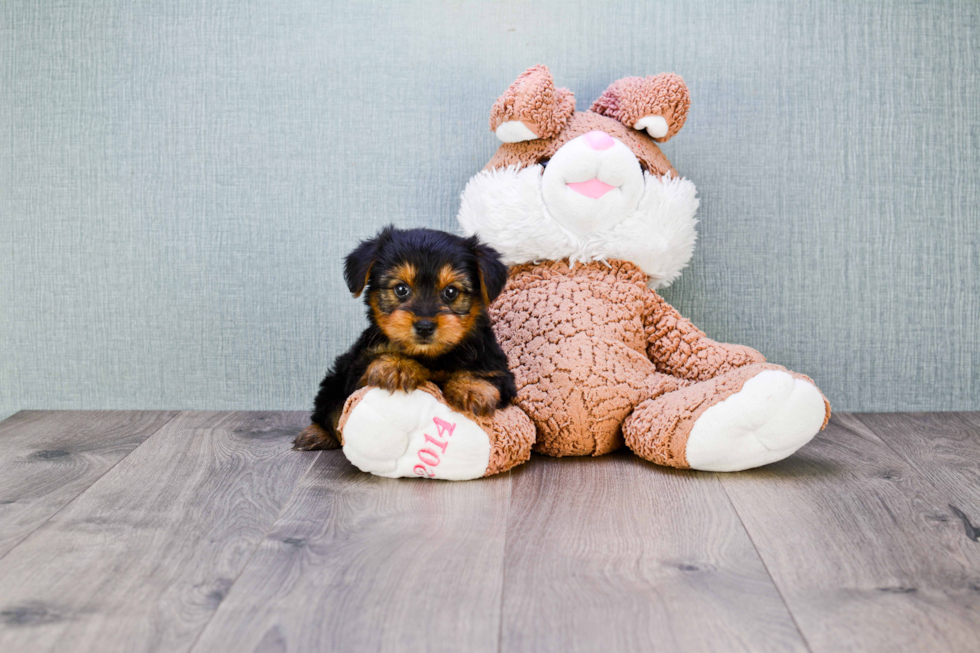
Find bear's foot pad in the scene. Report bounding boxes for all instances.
[341,388,491,480]
[685,370,825,472]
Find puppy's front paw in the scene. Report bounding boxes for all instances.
[363,355,430,393]
[293,423,340,450]
[443,373,500,417]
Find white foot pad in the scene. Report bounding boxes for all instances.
[685,370,825,472]
[341,389,491,480]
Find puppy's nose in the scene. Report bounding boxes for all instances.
[583,130,615,150]
[414,320,436,338]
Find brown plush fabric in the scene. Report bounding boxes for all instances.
[489,259,757,458]
[336,382,534,477]
[488,258,827,464]
[623,363,783,467]
[623,364,832,468]
[334,385,372,446]
[591,73,691,142]
[485,110,678,178]
[473,401,536,476]
[489,64,575,140]
[643,291,767,381]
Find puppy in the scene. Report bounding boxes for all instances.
[293,226,517,451]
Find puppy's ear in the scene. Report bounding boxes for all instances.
[344,227,391,297]
[467,237,509,305]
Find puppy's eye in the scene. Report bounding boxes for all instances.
[442,286,459,301]
[393,283,411,299]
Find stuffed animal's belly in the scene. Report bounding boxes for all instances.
[487,259,660,455]
[503,329,668,456]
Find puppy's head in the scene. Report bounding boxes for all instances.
[344,226,507,357]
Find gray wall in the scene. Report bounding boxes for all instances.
[1,0,978,420]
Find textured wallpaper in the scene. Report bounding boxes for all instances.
[1,0,978,420]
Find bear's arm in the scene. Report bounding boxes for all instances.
[642,288,766,381]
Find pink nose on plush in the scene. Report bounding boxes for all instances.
[583,130,615,150]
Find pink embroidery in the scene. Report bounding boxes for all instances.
[414,416,458,478]
[433,416,456,438]
[418,449,440,466]
[423,433,448,454]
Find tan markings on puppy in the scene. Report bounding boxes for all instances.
[475,269,494,307]
[361,353,430,393]
[352,263,374,298]
[443,372,501,417]
[440,264,479,299]
[430,313,465,351]
[372,262,429,351]
[388,262,416,287]
[368,292,392,333]
[372,263,416,311]
[431,264,483,352]
[428,301,479,353]
[371,262,487,357]
[437,265,465,291]
[463,298,484,333]
[377,306,418,346]
[370,292,423,355]
[293,423,340,451]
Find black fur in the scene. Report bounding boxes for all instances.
[294,226,516,450]
[467,235,509,302]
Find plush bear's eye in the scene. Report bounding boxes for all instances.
[539,158,550,169]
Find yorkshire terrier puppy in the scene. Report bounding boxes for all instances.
[293,226,516,451]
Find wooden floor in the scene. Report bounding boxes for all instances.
[1,412,979,652]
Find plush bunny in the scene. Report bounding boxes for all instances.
[335,65,829,479]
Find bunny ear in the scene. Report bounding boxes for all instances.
[591,73,690,142]
[489,64,576,143]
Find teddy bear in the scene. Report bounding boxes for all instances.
[333,65,829,479]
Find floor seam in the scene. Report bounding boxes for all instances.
[715,474,815,653]
[849,412,931,468]
[495,472,514,653]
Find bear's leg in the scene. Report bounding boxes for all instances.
[516,333,684,457]
[623,363,830,472]
[335,382,535,480]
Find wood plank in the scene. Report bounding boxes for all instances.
[189,450,511,653]
[855,412,980,515]
[719,414,980,653]
[0,411,313,653]
[0,410,177,558]
[499,452,806,653]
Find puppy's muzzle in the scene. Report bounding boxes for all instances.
[413,319,436,339]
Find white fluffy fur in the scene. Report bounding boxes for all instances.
[685,370,825,472]
[342,388,491,480]
[457,165,699,289]
[540,133,646,236]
